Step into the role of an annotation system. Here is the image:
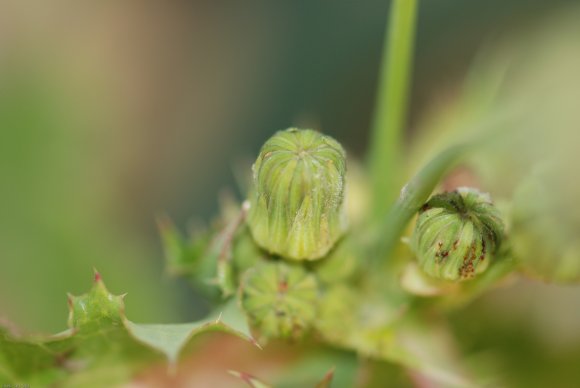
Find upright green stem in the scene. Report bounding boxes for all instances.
[368,0,419,217]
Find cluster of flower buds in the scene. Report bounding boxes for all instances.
[238,128,513,342]
[411,187,504,281]
[240,128,349,340]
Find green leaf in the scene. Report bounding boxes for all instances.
[0,271,258,386]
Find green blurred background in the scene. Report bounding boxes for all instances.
[1,1,580,385]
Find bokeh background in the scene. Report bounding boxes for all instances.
[1,1,579,386]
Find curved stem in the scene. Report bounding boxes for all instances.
[376,142,474,260]
[370,104,522,265]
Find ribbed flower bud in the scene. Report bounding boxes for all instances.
[240,261,319,341]
[247,128,347,260]
[411,187,504,281]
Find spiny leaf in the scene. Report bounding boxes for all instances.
[67,271,124,328]
[0,271,258,386]
[126,299,259,366]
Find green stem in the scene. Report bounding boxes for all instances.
[371,104,521,264]
[368,0,419,217]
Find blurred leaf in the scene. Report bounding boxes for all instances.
[159,205,249,298]
[359,313,476,387]
[157,214,213,278]
[316,289,475,387]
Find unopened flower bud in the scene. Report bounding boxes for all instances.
[247,128,347,260]
[240,261,319,341]
[411,187,504,281]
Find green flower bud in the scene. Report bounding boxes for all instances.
[512,164,580,283]
[240,261,319,341]
[247,128,347,260]
[411,187,504,281]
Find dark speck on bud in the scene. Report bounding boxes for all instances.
[411,187,504,281]
[247,128,347,261]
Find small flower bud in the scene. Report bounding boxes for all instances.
[240,261,319,341]
[411,187,504,281]
[247,128,347,260]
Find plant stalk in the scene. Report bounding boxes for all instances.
[368,0,419,217]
